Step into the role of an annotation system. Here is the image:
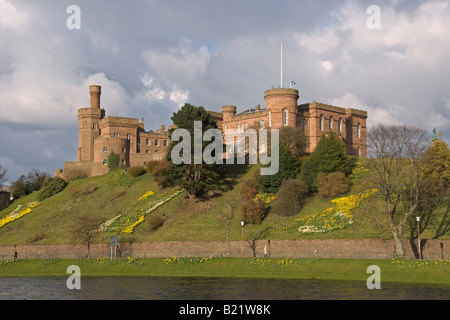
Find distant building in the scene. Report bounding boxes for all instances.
[56,85,367,179]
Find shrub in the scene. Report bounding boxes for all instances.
[152,162,170,186]
[145,160,159,174]
[37,177,68,201]
[128,166,147,178]
[240,198,266,225]
[107,151,120,171]
[314,172,351,198]
[271,179,309,217]
[147,215,164,232]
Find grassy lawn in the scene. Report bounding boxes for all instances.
[1,257,449,286]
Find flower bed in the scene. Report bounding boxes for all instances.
[254,193,276,205]
[295,189,378,234]
[107,187,184,234]
[0,202,40,229]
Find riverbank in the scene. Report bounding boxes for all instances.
[1,257,449,285]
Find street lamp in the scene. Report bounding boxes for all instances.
[416,216,422,260]
[241,221,244,258]
[101,225,105,259]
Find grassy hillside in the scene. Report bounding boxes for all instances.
[0,160,448,246]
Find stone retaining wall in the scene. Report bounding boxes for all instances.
[1,239,448,260]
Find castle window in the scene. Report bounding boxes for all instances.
[103,147,108,152]
[114,132,119,138]
[338,118,342,132]
[329,116,333,130]
[357,146,361,157]
[127,133,132,142]
[319,115,324,131]
[122,147,126,153]
[103,159,107,165]
[146,150,151,154]
[357,123,361,139]
[146,139,150,146]
[260,119,265,128]
[155,139,159,146]
[164,140,168,147]
[283,110,288,126]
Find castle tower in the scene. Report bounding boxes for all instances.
[77,85,105,161]
[222,105,237,126]
[264,88,299,129]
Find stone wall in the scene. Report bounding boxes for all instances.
[1,239,448,260]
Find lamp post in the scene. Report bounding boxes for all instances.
[241,221,244,258]
[417,216,422,260]
[101,225,105,259]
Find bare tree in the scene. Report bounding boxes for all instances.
[217,203,236,256]
[0,163,7,188]
[367,123,429,258]
[71,215,104,259]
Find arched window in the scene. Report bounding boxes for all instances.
[319,115,324,131]
[357,123,361,139]
[283,110,288,126]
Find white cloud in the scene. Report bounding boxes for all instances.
[0,0,29,32]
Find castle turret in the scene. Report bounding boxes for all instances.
[222,105,237,123]
[89,85,101,109]
[78,85,105,161]
[264,88,299,129]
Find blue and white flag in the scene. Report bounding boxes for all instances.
[290,80,296,88]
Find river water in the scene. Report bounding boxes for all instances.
[0,276,449,300]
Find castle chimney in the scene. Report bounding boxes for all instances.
[89,85,101,109]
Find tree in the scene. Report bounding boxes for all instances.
[367,123,429,258]
[108,151,120,171]
[71,215,104,259]
[279,126,307,158]
[259,142,301,193]
[0,163,7,188]
[302,131,348,192]
[217,203,236,256]
[162,103,221,200]
[411,135,450,240]
[25,169,50,192]
[37,177,68,201]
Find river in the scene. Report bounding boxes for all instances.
[0,276,449,300]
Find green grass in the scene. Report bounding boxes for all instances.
[0,161,448,247]
[1,257,449,285]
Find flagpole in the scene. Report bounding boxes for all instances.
[280,43,283,88]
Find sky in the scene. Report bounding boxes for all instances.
[1,0,449,184]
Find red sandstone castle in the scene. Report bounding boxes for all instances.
[56,85,367,179]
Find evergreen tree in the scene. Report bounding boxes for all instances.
[162,103,221,200]
[107,151,120,171]
[302,131,348,192]
[259,142,301,193]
